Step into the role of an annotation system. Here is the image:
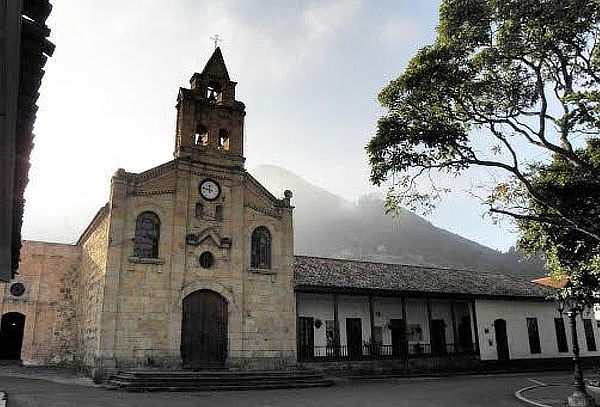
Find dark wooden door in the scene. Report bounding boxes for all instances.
[457,316,473,353]
[390,319,408,358]
[0,312,25,360]
[181,290,227,367]
[431,319,447,355]
[494,319,510,362]
[346,318,362,358]
[296,317,314,361]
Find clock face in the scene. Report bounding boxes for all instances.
[199,179,220,201]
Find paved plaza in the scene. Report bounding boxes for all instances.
[0,367,583,407]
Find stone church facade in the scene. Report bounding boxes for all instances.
[1,49,296,379]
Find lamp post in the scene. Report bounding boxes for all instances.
[557,296,596,407]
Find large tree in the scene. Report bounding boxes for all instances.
[367,0,600,297]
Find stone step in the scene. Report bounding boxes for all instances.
[111,372,324,380]
[109,376,329,386]
[108,380,334,392]
[105,369,334,392]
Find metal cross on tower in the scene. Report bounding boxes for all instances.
[210,34,222,50]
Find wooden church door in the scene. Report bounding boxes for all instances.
[181,290,227,367]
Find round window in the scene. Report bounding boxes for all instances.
[199,251,215,269]
[10,282,25,297]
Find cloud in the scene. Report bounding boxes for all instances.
[213,0,363,82]
[378,14,425,48]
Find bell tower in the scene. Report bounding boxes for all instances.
[174,47,246,167]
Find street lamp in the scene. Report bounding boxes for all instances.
[557,296,596,407]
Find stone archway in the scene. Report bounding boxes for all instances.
[181,290,228,367]
[0,312,26,360]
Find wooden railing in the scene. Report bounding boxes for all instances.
[299,343,477,362]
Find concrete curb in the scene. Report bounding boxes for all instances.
[514,383,564,407]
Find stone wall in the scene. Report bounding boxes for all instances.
[76,207,109,372]
[0,241,80,365]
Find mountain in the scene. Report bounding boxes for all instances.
[251,164,545,280]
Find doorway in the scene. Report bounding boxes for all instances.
[430,319,447,355]
[296,316,314,361]
[390,319,408,358]
[346,318,362,358]
[181,290,227,367]
[0,312,26,360]
[494,318,510,362]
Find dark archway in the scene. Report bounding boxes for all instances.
[0,312,25,360]
[494,318,510,362]
[181,290,227,367]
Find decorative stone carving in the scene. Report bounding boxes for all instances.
[186,228,231,249]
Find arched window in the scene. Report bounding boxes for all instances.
[133,212,160,258]
[251,226,271,269]
[217,129,229,150]
[207,81,223,102]
[194,124,209,146]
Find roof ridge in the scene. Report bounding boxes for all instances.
[294,254,507,276]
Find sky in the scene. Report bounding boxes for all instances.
[23,0,520,251]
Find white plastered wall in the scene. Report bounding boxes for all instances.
[475,299,600,360]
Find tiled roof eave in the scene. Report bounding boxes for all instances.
[293,283,553,301]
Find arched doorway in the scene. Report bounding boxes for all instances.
[181,290,227,367]
[494,318,510,362]
[0,312,26,360]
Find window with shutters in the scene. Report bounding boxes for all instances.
[584,319,597,351]
[527,318,541,354]
[554,318,568,353]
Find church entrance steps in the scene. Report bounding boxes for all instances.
[104,369,334,392]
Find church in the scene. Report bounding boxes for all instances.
[1,49,599,381]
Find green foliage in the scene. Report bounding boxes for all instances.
[518,140,600,301]
[368,0,600,301]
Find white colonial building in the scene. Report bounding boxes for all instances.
[294,256,599,368]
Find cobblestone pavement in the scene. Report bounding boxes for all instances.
[0,368,580,407]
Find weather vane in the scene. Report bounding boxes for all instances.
[210,34,222,50]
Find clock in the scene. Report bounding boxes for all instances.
[199,179,221,201]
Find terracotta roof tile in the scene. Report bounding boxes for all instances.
[293,255,554,299]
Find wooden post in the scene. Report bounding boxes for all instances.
[450,300,458,353]
[369,296,375,340]
[426,298,433,354]
[471,300,480,356]
[333,293,340,356]
[369,295,375,356]
[401,296,408,357]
